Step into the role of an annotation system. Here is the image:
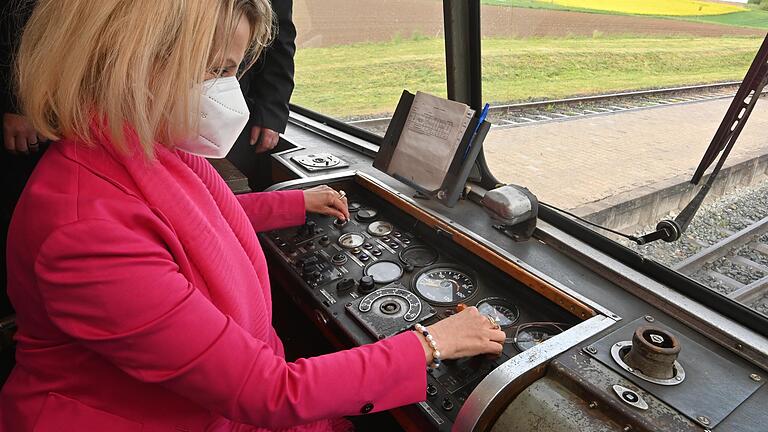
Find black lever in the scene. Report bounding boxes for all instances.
[635,34,768,245]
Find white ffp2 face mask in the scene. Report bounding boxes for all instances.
[177,76,250,158]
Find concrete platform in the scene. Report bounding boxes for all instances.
[484,97,768,228]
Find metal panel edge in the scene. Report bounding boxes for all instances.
[453,315,615,432]
[264,171,358,192]
[536,221,768,369]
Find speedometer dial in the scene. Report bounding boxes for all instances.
[413,267,476,305]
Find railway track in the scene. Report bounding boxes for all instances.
[673,216,768,307]
[347,81,753,134]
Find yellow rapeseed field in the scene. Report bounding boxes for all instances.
[549,0,745,16]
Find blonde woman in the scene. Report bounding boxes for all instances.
[0,1,507,430]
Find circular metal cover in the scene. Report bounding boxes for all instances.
[611,341,686,386]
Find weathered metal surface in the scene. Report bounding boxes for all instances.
[587,317,765,429]
[453,315,615,432]
[550,351,701,432]
[624,326,681,380]
[490,377,621,432]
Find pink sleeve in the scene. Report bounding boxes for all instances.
[35,219,426,430]
[237,190,306,232]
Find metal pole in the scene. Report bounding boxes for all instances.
[443,0,482,110]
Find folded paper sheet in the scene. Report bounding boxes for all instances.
[387,92,474,191]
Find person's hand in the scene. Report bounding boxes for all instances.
[250,126,280,153]
[3,113,42,155]
[417,307,506,364]
[303,185,350,221]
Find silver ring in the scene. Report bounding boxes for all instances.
[337,190,346,199]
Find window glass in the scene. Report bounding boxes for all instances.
[292,0,447,135]
[481,0,768,317]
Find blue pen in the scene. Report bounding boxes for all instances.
[463,103,490,160]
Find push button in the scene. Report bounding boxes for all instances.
[441,398,454,411]
[360,402,374,414]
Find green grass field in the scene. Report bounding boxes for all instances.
[482,0,768,29]
[293,36,763,119]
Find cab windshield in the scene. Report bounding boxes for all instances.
[292,0,768,320]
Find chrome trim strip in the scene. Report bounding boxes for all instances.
[288,112,379,157]
[453,315,616,431]
[264,171,358,192]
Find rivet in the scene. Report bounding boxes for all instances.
[675,375,683,381]
[623,426,632,432]
[697,416,711,426]
[588,401,598,409]
[644,315,655,322]
[736,343,744,350]
[585,346,598,355]
[750,373,762,382]
[627,367,634,373]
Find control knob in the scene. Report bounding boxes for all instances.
[304,221,317,236]
[301,263,321,280]
[336,278,356,294]
[358,276,375,294]
[319,235,330,246]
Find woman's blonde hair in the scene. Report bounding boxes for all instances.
[15,0,272,156]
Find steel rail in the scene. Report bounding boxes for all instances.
[346,81,744,130]
[672,216,768,305]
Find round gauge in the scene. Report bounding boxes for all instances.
[364,260,404,284]
[348,202,362,212]
[338,232,365,249]
[356,208,378,222]
[477,297,520,328]
[367,221,394,237]
[399,245,438,268]
[413,266,477,305]
[514,325,561,352]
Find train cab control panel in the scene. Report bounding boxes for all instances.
[259,173,585,430]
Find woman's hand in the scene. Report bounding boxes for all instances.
[416,307,506,364]
[303,185,350,221]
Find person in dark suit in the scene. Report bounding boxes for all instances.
[1,0,39,320]
[226,0,296,191]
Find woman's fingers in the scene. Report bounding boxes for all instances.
[332,195,350,220]
[484,340,504,356]
[322,204,346,221]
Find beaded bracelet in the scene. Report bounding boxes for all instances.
[414,323,441,369]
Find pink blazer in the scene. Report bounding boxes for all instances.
[0,137,426,432]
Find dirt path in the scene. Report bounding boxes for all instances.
[293,0,764,48]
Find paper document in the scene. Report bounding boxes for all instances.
[387,92,474,191]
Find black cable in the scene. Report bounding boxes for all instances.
[539,202,642,244]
